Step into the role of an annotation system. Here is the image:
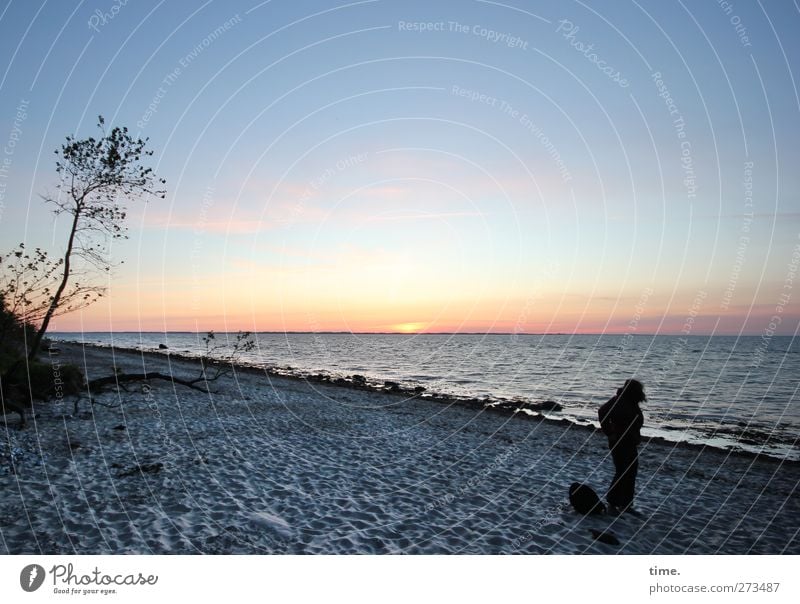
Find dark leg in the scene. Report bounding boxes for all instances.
[608,444,638,509]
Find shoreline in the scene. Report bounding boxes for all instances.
[51,339,798,467]
[2,341,798,554]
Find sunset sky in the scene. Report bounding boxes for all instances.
[1,1,798,335]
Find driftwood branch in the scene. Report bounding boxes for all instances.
[87,372,214,394]
[84,332,254,400]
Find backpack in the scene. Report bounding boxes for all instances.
[569,482,606,515]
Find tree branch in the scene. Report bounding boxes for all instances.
[87,372,213,394]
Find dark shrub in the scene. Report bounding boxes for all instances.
[1,299,83,424]
[5,359,84,403]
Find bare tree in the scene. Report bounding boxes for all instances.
[25,116,165,360]
[196,331,257,383]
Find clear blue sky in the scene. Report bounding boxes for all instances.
[1,0,798,335]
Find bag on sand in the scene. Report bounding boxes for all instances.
[569,482,606,515]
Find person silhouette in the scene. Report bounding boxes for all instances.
[598,379,646,514]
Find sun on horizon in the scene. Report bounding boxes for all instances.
[390,322,432,334]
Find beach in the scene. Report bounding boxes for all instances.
[1,342,798,555]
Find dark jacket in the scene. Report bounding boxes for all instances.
[598,395,643,448]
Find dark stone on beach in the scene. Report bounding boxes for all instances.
[489,399,563,414]
[384,381,401,391]
[461,398,485,410]
[526,400,563,412]
[334,378,348,386]
[506,401,564,413]
[158,344,168,349]
[413,386,426,394]
[485,403,511,415]
[112,424,126,431]
[351,374,367,386]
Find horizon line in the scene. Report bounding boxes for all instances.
[48,330,787,337]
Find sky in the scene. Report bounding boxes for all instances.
[0,0,798,335]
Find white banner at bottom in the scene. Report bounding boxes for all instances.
[1,555,798,603]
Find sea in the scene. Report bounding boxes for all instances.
[50,332,799,461]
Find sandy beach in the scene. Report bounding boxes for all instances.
[1,342,798,555]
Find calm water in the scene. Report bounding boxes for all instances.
[51,332,799,461]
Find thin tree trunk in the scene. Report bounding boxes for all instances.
[28,207,81,360]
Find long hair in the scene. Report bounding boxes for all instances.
[618,379,646,404]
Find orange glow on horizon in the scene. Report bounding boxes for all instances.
[390,322,431,333]
[44,276,800,336]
